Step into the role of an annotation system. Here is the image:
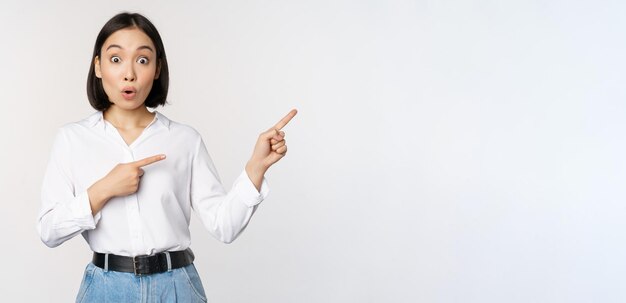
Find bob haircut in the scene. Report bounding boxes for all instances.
[87,12,169,111]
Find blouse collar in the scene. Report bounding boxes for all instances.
[86,110,171,130]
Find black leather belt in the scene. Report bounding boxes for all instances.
[92,248,195,276]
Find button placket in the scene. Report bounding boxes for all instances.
[103,115,158,254]
[123,148,143,253]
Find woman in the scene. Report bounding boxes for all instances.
[37,12,296,302]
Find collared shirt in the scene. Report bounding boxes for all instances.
[37,111,269,256]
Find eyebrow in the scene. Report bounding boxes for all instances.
[105,44,154,52]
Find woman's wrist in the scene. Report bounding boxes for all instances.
[87,180,112,215]
[246,159,268,174]
[245,160,267,192]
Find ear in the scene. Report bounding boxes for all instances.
[154,59,161,80]
[94,56,102,79]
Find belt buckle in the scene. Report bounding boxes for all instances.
[133,255,144,276]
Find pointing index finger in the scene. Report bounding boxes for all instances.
[133,154,166,167]
[273,109,298,130]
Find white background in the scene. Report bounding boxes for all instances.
[1,0,625,302]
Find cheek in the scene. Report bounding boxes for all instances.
[139,67,157,88]
[100,72,115,90]
[100,64,119,83]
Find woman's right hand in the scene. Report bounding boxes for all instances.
[87,154,166,215]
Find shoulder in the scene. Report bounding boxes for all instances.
[53,111,102,139]
[45,112,98,154]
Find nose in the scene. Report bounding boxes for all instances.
[124,64,136,82]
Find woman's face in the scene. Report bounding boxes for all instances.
[94,27,160,111]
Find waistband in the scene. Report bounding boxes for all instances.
[92,248,195,276]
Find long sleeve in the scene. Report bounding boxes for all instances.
[189,136,269,244]
[37,128,101,248]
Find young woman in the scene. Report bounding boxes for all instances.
[37,12,296,302]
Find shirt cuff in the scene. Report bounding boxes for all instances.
[235,169,270,207]
[71,191,101,229]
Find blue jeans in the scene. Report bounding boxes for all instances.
[76,262,208,302]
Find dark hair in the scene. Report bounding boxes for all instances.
[87,12,169,111]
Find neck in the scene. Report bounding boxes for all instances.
[103,105,155,130]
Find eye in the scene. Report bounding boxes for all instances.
[137,57,149,64]
[110,56,121,63]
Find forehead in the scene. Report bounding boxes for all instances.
[102,27,155,52]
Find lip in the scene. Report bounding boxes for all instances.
[121,86,137,100]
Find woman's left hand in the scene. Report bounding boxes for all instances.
[246,109,297,188]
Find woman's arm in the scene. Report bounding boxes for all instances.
[37,129,99,247]
[38,128,166,247]
[189,109,297,244]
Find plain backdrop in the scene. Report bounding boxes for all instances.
[0,0,625,302]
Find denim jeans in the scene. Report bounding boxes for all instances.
[76,262,208,303]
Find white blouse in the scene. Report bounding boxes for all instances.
[37,111,269,256]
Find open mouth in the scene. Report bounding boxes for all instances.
[121,87,137,100]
